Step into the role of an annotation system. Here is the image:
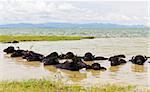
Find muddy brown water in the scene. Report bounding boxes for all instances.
[0,38,150,87]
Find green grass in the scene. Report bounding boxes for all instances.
[0,79,140,92]
[0,35,95,43]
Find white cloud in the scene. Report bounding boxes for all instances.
[58,3,79,10]
[0,0,148,25]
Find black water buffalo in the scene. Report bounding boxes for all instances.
[11,50,26,57]
[21,50,44,61]
[3,46,15,54]
[65,52,75,59]
[91,63,107,70]
[108,54,126,66]
[45,52,59,58]
[42,52,59,65]
[58,54,66,59]
[112,54,126,58]
[22,51,31,59]
[130,55,148,65]
[108,55,126,62]
[83,52,108,61]
[3,46,27,57]
[12,40,19,43]
[25,52,44,61]
[43,56,59,65]
[58,52,75,59]
[83,52,94,61]
[55,57,88,71]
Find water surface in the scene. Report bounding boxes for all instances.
[0,38,149,87]
[0,28,149,38]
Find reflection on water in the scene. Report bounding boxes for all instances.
[61,70,87,82]
[44,66,58,73]
[87,70,102,76]
[132,64,146,73]
[109,66,121,72]
[0,38,149,87]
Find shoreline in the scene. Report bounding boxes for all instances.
[0,35,148,43]
[0,35,95,43]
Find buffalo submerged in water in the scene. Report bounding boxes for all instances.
[3,46,150,71]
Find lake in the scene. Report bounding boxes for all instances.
[0,28,149,38]
[0,37,150,87]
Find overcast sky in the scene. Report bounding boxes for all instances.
[0,0,148,25]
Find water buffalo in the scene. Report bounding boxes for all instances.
[25,52,44,61]
[3,46,15,54]
[91,63,107,70]
[3,46,27,57]
[83,52,95,61]
[19,50,44,61]
[65,52,75,59]
[58,54,66,59]
[45,52,59,58]
[12,40,19,43]
[83,52,108,61]
[112,54,126,58]
[108,54,126,66]
[58,52,75,59]
[55,57,88,71]
[43,56,59,65]
[11,50,26,57]
[130,55,148,65]
[42,52,59,65]
[22,51,32,59]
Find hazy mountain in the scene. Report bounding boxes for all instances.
[0,23,146,28]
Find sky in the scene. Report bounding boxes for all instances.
[0,0,149,26]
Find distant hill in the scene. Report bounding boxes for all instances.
[0,22,146,28]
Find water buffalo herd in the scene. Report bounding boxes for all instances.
[3,46,150,71]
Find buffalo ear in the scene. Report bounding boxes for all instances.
[108,57,112,61]
[145,56,148,61]
[129,56,134,61]
[132,56,134,60]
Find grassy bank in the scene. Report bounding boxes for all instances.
[0,79,138,92]
[0,35,94,43]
